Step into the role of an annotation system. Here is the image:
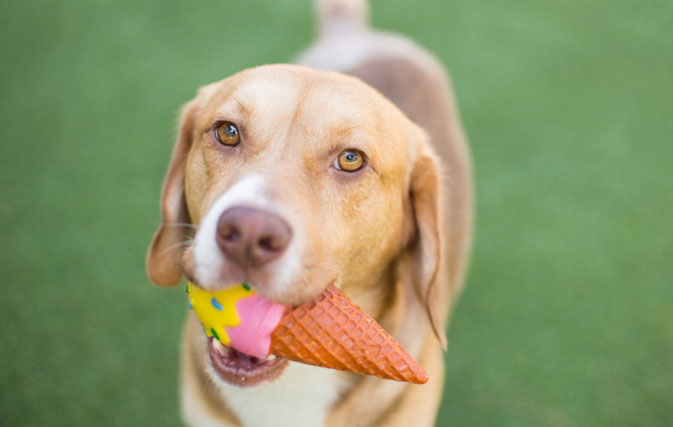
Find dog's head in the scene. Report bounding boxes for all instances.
[147,64,445,385]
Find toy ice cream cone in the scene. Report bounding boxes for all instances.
[271,285,428,384]
[187,282,428,384]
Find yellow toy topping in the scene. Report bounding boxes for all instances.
[187,282,255,345]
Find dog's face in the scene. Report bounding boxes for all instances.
[147,64,443,387]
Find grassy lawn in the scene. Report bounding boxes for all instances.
[1,0,671,425]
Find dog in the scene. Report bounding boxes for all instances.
[146,0,472,425]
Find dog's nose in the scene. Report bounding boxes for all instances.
[216,206,292,269]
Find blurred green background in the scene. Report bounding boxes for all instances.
[1,0,671,425]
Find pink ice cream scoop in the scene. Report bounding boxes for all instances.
[225,294,286,358]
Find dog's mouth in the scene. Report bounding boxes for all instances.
[208,337,288,387]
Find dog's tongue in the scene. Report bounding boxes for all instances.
[225,295,285,358]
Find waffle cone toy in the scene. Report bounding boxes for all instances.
[187,282,428,384]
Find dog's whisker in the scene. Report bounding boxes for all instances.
[157,239,194,256]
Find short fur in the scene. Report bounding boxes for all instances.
[146,1,472,425]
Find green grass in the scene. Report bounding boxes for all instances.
[1,0,671,425]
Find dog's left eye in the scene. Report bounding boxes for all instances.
[215,122,240,146]
[334,149,365,172]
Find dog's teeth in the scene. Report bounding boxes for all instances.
[212,339,225,355]
[266,354,277,361]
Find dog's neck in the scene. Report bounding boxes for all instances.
[214,361,351,427]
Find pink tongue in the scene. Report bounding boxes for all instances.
[225,295,286,358]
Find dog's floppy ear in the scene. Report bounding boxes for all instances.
[406,125,447,348]
[146,98,200,286]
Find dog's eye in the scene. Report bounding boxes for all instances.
[215,122,240,146]
[335,149,365,172]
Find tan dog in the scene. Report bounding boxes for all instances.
[146,0,472,425]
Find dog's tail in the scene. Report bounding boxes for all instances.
[315,0,370,36]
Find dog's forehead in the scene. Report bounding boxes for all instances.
[227,74,305,120]
[221,67,374,128]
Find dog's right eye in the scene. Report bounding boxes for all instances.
[215,122,240,146]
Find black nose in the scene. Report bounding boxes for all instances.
[215,206,292,269]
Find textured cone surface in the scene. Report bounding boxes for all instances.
[270,285,429,384]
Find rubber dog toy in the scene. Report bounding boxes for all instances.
[187,282,428,384]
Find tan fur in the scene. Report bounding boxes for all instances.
[146,2,472,425]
